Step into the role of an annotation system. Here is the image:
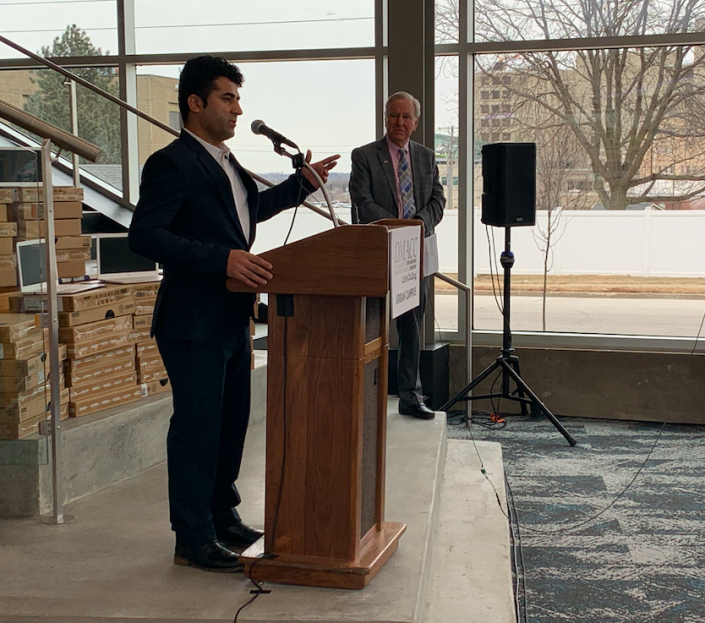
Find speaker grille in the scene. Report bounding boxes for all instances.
[361,359,379,537]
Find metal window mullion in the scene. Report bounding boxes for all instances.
[41,140,64,525]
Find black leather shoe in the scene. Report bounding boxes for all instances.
[399,403,436,420]
[215,520,264,549]
[174,540,244,573]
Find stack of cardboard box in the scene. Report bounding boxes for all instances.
[11,186,90,280]
[0,188,18,291]
[130,282,169,396]
[57,286,142,418]
[0,313,68,439]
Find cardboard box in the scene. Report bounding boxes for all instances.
[0,254,17,269]
[10,201,82,220]
[134,304,155,316]
[136,340,158,358]
[130,329,151,343]
[0,222,17,237]
[0,314,39,342]
[64,345,134,375]
[56,260,86,279]
[59,316,132,344]
[0,268,17,288]
[0,238,12,255]
[17,219,82,239]
[0,413,45,439]
[55,235,91,250]
[131,282,160,299]
[0,205,7,221]
[55,285,131,312]
[0,291,16,314]
[140,377,171,397]
[137,367,167,384]
[66,329,132,359]
[136,355,164,372]
[18,186,84,203]
[0,401,69,438]
[69,370,137,400]
[0,189,17,204]
[0,382,67,409]
[132,313,152,330]
[58,299,135,327]
[0,368,46,392]
[0,330,45,360]
[0,395,47,424]
[0,344,66,376]
[66,355,135,387]
[69,384,142,418]
[56,248,90,263]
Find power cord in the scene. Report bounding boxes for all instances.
[690,309,705,355]
[477,421,666,535]
[233,309,292,621]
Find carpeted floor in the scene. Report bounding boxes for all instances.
[448,413,705,623]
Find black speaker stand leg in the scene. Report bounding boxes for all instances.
[440,225,577,447]
[499,359,576,446]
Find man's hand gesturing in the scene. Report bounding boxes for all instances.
[227,250,273,287]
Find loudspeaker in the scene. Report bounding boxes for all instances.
[481,143,536,227]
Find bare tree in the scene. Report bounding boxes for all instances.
[532,124,590,329]
[438,0,705,210]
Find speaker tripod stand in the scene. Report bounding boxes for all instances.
[440,226,577,447]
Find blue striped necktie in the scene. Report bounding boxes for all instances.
[398,147,415,219]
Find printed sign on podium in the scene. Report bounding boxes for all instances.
[389,224,422,319]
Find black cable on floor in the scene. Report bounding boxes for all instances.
[478,421,666,536]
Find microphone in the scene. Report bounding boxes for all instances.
[251,119,299,150]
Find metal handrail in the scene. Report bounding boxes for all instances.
[0,33,343,224]
[0,99,101,161]
[436,271,470,293]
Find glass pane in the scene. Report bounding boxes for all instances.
[435,0,460,44]
[473,46,705,338]
[0,1,118,58]
[0,66,122,191]
[136,59,375,248]
[435,55,459,331]
[474,0,705,43]
[134,0,375,54]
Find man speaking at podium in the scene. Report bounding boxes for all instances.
[349,92,445,420]
[129,55,339,572]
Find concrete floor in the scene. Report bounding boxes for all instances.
[0,405,514,623]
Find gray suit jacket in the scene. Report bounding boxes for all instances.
[349,137,445,236]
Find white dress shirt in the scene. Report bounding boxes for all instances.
[184,129,251,243]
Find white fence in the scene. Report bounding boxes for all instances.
[252,207,705,278]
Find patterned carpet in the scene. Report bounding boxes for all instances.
[448,414,705,623]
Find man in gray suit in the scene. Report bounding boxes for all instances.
[349,92,445,419]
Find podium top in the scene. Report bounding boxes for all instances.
[227,223,398,297]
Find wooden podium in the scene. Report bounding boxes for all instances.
[227,221,420,589]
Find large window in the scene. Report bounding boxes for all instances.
[135,59,376,252]
[473,0,705,42]
[434,55,460,331]
[0,0,118,57]
[134,0,375,54]
[471,45,705,338]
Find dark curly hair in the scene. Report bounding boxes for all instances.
[178,55,244,123]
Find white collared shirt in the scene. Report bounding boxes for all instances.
[184,128,251,242]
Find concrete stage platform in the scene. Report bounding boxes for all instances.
[0,402,514,623]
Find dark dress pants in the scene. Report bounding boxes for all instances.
[396,276,429,409]
[156,325,251,549]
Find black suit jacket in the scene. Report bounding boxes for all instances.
[349,137,445,236]
[129,130,313,341]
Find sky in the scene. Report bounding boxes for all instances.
[0,0,459,173]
